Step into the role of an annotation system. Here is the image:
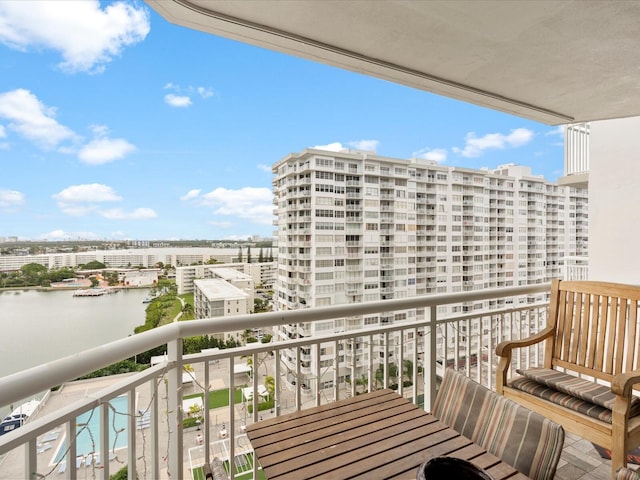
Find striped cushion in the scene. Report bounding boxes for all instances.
[616,467,640,480]
[433,368,564,480]
[517,368,640,414]
[509,376,614,422]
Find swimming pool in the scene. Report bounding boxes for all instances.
[53,395,130,463]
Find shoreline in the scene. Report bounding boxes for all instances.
[0,285,151,293]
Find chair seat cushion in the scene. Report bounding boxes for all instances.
[517,368,640,414]
[509,376,615,422]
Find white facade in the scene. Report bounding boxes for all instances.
[123,269,160,287]
[0,247,241,272]
[193,279,251,340]
[175,262,276,294]
[588,116,640,284]
[272,149,588,394]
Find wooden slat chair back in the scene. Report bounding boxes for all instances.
[496,279,640,478]
[549,280,640,381]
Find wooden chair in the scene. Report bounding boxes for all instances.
[496,279,640,477]
[433,368,565,480]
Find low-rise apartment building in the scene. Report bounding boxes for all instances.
[193,279,252,341]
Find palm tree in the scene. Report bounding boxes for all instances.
[264,375,275,400]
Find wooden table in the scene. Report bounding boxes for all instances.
[246,389,531,480]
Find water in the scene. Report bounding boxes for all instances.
[53,395,128,463]
[0,288,149,379]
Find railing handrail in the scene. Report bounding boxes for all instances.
[0,283,549,408]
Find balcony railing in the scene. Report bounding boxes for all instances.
[0,284,549,480]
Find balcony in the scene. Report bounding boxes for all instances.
[0,283,597,480]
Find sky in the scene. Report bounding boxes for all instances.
[0,1,565,242]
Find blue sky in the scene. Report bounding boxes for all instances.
[0,1,564,242]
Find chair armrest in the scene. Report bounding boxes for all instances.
[495,325,555,357]
[612,370,640,397]
[495,326,554,394]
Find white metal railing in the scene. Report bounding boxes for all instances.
[565,122,590,176]
[561,255,589,280]
[0,284,550,480]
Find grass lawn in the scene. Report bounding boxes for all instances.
[185,387,246,409]
[180,292,194,306]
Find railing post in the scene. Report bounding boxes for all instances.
[203,362,210,467]
[127,390,137,480]
[167,338,184,480]
[101,401,110,479]
[25,439,36,480]
[424,306,438,411]
[150,377,160,480]
[68,417,77,480]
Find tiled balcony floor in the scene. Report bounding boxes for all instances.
[557,431,633,480]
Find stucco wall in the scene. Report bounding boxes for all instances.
[589,116,640,284]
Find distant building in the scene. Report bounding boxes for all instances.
[175,262,276,294]
[123,269,160,287]
[193,279,252,341]
[0,247,241,272]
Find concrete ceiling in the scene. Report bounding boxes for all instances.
[146,0,640,125]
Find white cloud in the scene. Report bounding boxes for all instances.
[348,139,379,152]
[453,128,534,158]
[101,208,157,220]
[545,125,565,137]
[0,1,150,74]
[53,184,122,203]
[257,164,272,173]
[0,89,77,149]
[311,142,346,152]
[180,189,201,201]
[52,183,156,220]
[197,187,274,225]
[78,137,136,165]
[163,83,215,107]
[311,140,380,153]
[412,147,448,163]
[164,93,192,108]
[0,124,5,137]
[197,87,213,99]
[0,189,25,211]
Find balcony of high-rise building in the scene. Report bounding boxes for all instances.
[2,0,640,478]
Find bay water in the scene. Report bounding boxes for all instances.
[0,288,149,380]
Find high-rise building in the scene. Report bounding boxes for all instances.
[271,148,588,395]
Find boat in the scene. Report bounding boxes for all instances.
[73,288,109,297]
[142,293,158,303]
[0,399,40,436]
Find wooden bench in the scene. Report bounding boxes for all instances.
[496,279,640,477]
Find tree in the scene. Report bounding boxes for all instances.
[247,246,252,263]
[264,375,275,399]
[268,249,274,262]
[83,260,106,270]
[237,246,243,262]
[20,263,46,278]
[402,359,413,385]
[258,248,264,263]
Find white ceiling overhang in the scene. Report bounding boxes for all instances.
[146,0,640,125]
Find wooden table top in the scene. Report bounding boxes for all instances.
[245,389,531,480]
